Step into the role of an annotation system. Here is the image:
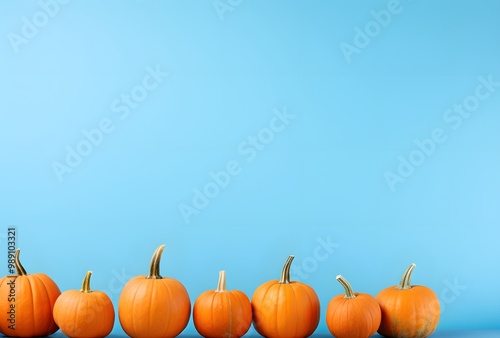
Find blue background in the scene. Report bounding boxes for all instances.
[1,0,500,335]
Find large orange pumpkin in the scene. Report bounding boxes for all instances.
[376,263,440,338]
[0,249,61,337]
[118,244,191,337]
[251,255,320,338]
[53,270,115,337]
[326,275,381,338]
[193,270,252,338]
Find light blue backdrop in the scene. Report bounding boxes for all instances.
[1,0,499,335]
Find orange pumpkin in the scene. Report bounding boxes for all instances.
[251,255,320,338]
[376,263,440,338]
[326,275,381,338]
[53,271,115,337]
[193,270,252,338]
[0,249,61,337]
[118,244,191,337]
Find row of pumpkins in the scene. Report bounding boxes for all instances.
[0,245,440,338]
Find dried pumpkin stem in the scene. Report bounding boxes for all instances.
[80,271,93,293]
[147,244,166,279]
[336,275,356,299]
[397,263,416,290]
[14,249,27,276]
[279,255,294,284]
[216,270,227,292]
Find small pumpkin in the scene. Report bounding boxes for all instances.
[53,271,115,337]
[326,275,381,338]
[118,244,191,337]
[376,263,440,338]
[0,248,61,337]
[194,270,252,338]
[251,255,320,338]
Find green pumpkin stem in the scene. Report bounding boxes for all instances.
[80,271,93,293]
[216,270,227,292]
[279,255,294,284]
[14,249,27,276]
[336,275,356,299]
[147,244,166,279]
[397,263,416,290]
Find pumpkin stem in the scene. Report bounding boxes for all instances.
[397,263,416,290]
[14,249,27,276]
[336,275,356,299]
[216,270,227,292]
[80,271,93,293]
[147,244,166,279]
[279,255,294,284]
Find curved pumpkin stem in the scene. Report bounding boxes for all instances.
[216,270,227,292]
[397,263,416,290]
[14,249,27,276]
[279,255,294,284]
[80,271,93,293]
[147,244,166,279]
[336,275,356,299]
